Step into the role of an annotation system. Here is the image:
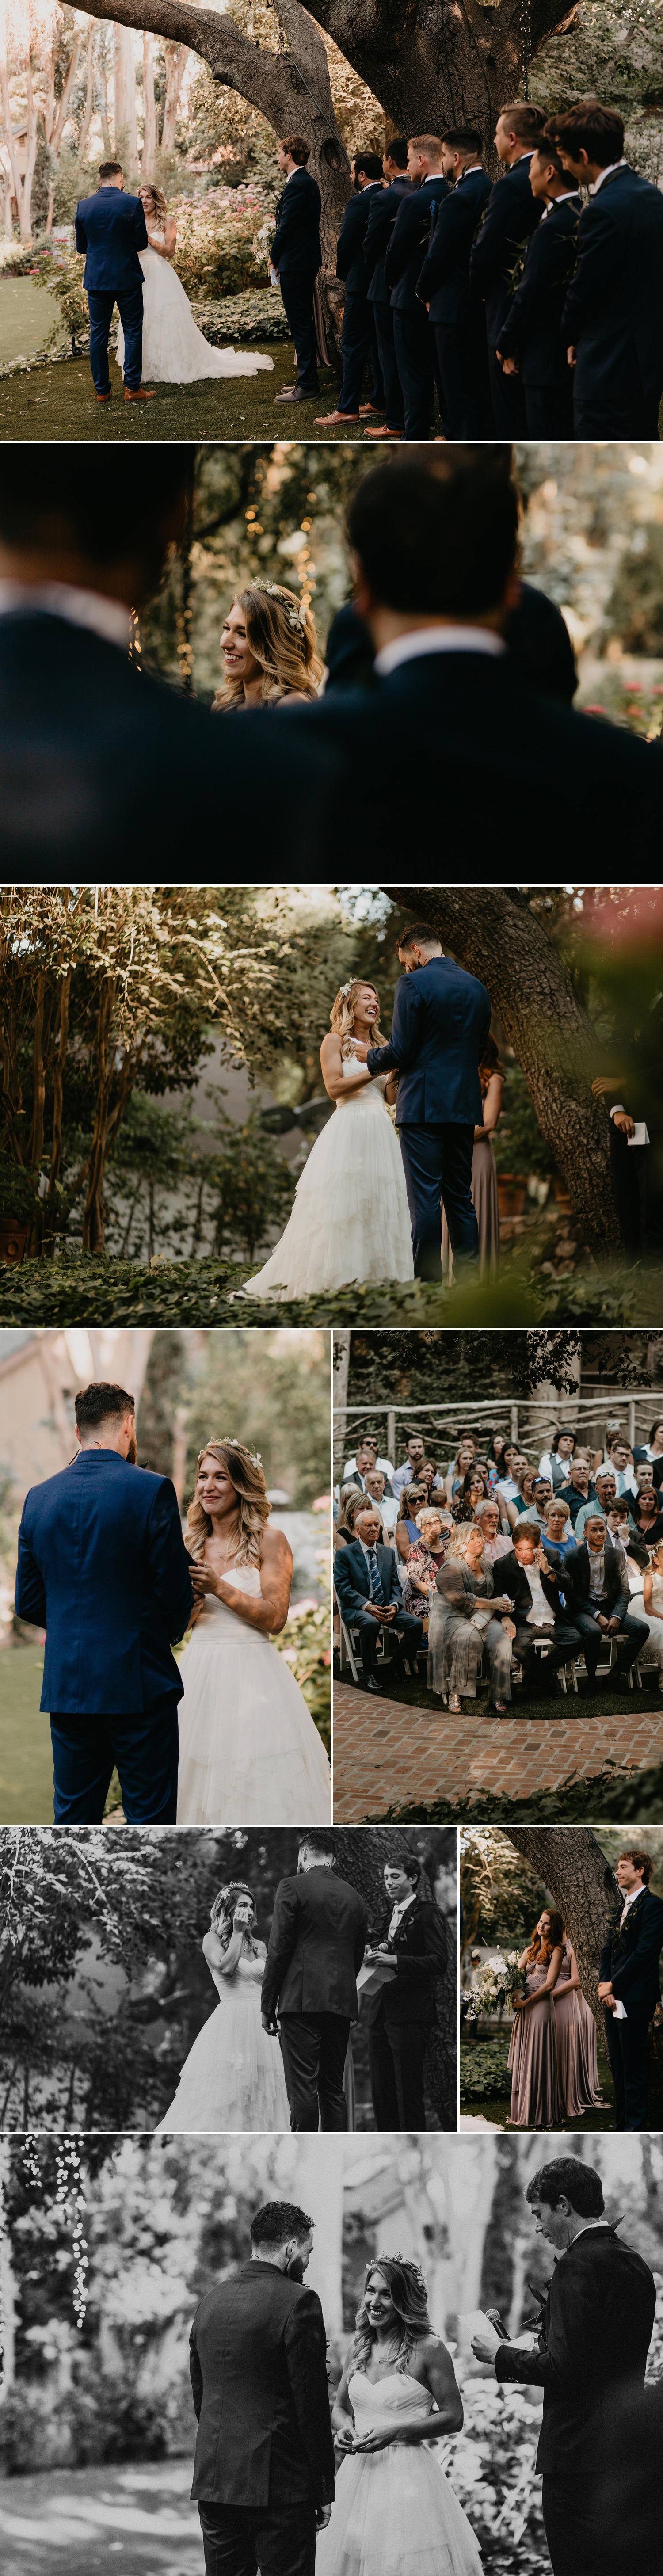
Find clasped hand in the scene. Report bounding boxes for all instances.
[598,1980,616,2010]
[472,2313,503,2364]
[595,1614,620,1633]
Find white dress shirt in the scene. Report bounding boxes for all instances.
[0,579,130,649]
[524,1564,556,1629]
[387,1890,416,1940]
[591,158,628,194]
[374,628,506,678]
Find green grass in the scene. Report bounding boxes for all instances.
[460,2035,617,2130]
[0,1645,53,1822]
[0,275,59,367]
[0,338,353,438]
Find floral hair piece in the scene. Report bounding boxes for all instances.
[367,2255,428,2293]
[339,981,352,998]
[251,577,308,633]
[198,1437,263,1468]
[215,1880,254,1907]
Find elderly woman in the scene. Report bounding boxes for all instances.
[395,1481,430,1562]
[401,1505,450,1620]
[427,1521,514,1714]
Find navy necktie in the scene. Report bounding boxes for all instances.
[367,1546,384,1604]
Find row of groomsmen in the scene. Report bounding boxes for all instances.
[315,100,663,442]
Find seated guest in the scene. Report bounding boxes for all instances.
[634,1420,663,1491]
[363,1466,399,1536]
[419,1457,442,1503]
[393,1433,442,1500]
[498,1527,582,1701]
[384,134,449,438]
[553,103,663,438]
[505,1464,541,1530]
[453,1467,491,1524]
[518,1476,557,1532]
[631,1484,663,1551]
[343,1435,393,1489]
[415,126,492,436]
[604,1501,643,1564]
[401,1506,449,1617]
[574,1467,620,1543]
[443,1438,477,1505]
[540,1498,578,1564]
[473,1497,513,1564]
[468,101,545,434]
[395,1482,429,1561]
[538,1428,577,1488]
[333,1501,424,1693]
[316,150,385,428]
[271,136,322,407]
[555,1513,649,1688]
[362,135,412,443]
[495,135,580,435]
[630,1543,663,1694]
[497,1449,530,1506]
[605,1436,639,1499]
[333,1482,363,1548]
[557,1454,599,1527]
[299,453,663,849]
[427,1520,514,1715]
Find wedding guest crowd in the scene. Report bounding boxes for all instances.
[335,1417,663,1711]
[314,101,663,440]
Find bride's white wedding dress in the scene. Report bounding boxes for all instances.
[117,237,275,384]
[156,1948,291,2133]
[243,1054,414,1299]
[175,1564,331,1824]
[316,2372,483,2576]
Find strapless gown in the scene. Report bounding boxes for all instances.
[242,1056,414,1299]
[175,1564,330,1825]
[316,2371,483,2576]
[117,237,275,383]
[156,1951,291,2131]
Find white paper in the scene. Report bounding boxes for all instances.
[627,1123,649,1147]
[268,263,279,286]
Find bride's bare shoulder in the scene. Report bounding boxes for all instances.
[320,1030,341,1065]
[260,1522,292,1570]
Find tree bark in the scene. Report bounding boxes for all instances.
[503,1826,619,2027]
[142,29,158,166]
[383,886,620,1251]
[305,0,578,167]
[332,1329,351,1476]
[114,20,138,164]
[161,37,189,147]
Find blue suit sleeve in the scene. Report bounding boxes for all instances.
[75,210,86,253]
[134,199,149,248]
[15,1513,47,1627]
[334,1548,370,1619]
[469,184,512,296]
[561,197,620,343]
[417,191,467,300]
[146,1479,194,1641]
[611,1900,663,2002]
[261,1878,299,2017]
[495,233,545,357]
[366,975,423,1078]
[384,193,420,291]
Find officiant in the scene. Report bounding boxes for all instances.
[271,135,323,406]
[360,1853,447,2129]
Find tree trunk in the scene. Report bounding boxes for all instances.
[333,1330,351,1476]
[384,886,620,1252]
[46,34,82,154]
[114,21,138,166]
[0,45,38,242]
[161,38,189,147]
[77,26,96,162]
[503,1826,619,2027]
[142,30,158,167]
[304,0,579,175]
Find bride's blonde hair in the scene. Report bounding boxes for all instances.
[213,584,324,709]
[329,979,386,1060]
[186,1438,270,1568]
[140,179,168,220]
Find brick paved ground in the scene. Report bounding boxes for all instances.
[332,1677,663,1821]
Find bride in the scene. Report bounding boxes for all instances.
[242,979,414,1299]
[317,2254,482,2576]
[176,1438,330,1825]
[117,182,275,385]
[157,1880,291,2132]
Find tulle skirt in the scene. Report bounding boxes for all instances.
[242,1092,415,1299]
[176,1605,331,1825]
[316,2443,484,2575]
[117,246,275,384]
[156,1981,291,2132]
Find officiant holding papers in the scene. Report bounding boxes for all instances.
[361,1854,448,2129]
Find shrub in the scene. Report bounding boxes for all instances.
[459,2039,512,2101]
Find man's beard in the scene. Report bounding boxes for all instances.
[126,1434,138,1465]
[287,2253,305,2282]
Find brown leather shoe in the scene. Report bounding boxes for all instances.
[358,403,385,416]
[125,386,156,402]
[364,423,404,440]
[313,408,360,426]
[96,391,111,403]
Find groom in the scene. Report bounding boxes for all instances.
[261,1830,367,2129]
[598,1848,663,2130]
[472,2155,658,2576]
[190,2198,335,2572]
[15,1379,194,1823]
[75,160,155,405]
[354,921,491,1277]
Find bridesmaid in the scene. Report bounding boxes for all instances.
[507,1909,564,2127]
[442,1033,503,1281]
[553,1933,606,2115]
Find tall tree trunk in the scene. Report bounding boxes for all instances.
[48,968,71,1195]
[503,1826,619,2027]
[161,38,188,147]
[77,26,96,162]
[333,1330,351,1476]
[114,21,137,166]
[0,43,38,242]
[384,886,620,1252]
[142,29,158,167]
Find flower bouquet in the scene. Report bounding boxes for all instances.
[465,1951,529,2021]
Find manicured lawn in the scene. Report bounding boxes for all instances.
[0,340,362,439]
[0,1645,53,1822]
[0,2459,199,2575]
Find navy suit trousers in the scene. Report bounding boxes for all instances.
[351,1608,423,1674]
[523,377,575,438]
[393,309,434,437]
[433,316,492,437]
[198,2503,317,2575]
[88,280,143,392]
[489,347,528,435]
[338,289,382,412]
[398,1121,479,1276]
[572,1608,648,1680]
[278,271,319,392]
[373,302,404,428]
[574,388,660,440]
[50,1692,180,1823]
[603,2002,651,2130]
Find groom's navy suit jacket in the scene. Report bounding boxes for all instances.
[190,2261,335,2507]
[15,1449,194,1714]
[495,2224,656,2476]
[599,1886,663,2018]
[75,185,148,290]
[366,955,491,1127]
[261,1865,367,2021]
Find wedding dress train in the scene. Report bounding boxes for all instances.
[243,1056,415,1299]
[156,1949,291,2132]
[316,2372,483,2576]
[117,240,275,383]
[175,1564,331,1825]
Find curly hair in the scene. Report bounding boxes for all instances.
[353,2256,431,2377]
[213,583,323,709]
[329,979,387,1060]
[140,179,168,220]
[445,1520,485,1565]
[186,1439,270,1569]
[210,1881,260,1955]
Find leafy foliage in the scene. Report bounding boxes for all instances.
[379,1762,663,1825]
[460,2039,512,2101]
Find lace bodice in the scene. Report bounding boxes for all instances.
[348,2371,434,2439]
[338,1051,389,1109]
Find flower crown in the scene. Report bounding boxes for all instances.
[367,2255,428,2294]
[198,1438,263,1469]
[215,1880,254,1908]
[251,578,308,634]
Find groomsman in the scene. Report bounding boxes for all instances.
[271,135,322,406]
[469,101,545,433]
[363,137,412,441]
[553,102,663,437]
[315,151,384,428]
[384,134,449,437]
[416,128,492,436]
[495,134,580,435]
